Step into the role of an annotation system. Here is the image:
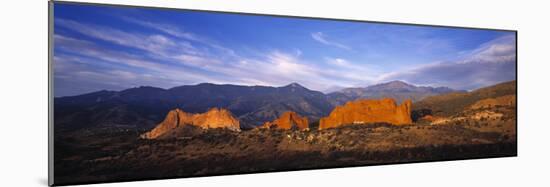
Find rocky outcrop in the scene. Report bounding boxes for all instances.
[141,108,240,139]
[319,98,412,130]
[469,95,516,110]
[261,111,309,130]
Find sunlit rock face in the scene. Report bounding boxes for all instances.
[141,108,240,139]
[319,98,412,130]
[261,111,309,130]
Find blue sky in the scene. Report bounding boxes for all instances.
[53,3,516,97]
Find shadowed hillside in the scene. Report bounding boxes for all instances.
[54,83,333,130]
[54,80,460,131]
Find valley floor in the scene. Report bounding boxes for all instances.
[53,117,516,186]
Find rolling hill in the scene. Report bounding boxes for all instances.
[413,80,516,116]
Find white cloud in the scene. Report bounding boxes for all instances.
[54,17,515,96]
[222,52,379,92]
[324,57,381,83]
[122,17,205,43]
[54,34,224,87]
[55,18,233,73]
[311,32,352,50]
[55,19,206,61]
[122,17,239,58]
[377,34,516,90]
[55,33,370,95]
[56,18,352,91]
[327,58,351,67]
[462,34,516,64]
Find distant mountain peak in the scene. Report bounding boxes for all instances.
[371,80,415,89]
[196,82,216,86]
[328,80,459,104]
[279,83,311,92]
[284,82,305,88]
[128,86,166,91]
[384,80,410,86]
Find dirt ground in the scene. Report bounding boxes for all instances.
[54,114,516,185]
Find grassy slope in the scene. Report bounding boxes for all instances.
[413,80,516,116]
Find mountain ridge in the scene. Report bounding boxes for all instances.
[54,82,333,130]
[328,80,461,105]
[54,80,506,131]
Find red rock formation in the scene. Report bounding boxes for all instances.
[261,111,309,130]
[319,98,412,130]
[141,108,240,139]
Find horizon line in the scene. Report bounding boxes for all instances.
[54,79,517,98]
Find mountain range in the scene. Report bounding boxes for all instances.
[54,80,460,131]
[328,80,459,105]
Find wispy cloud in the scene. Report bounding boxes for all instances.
[121,17,238,58]
[311,32,352,50]
[377,34,516,90]
[55,18,200,58]
[324,57,380,83]
[54,35,308,95]
[122,17,205,43]
[54,34,226,95]
[55,17,371,94]
[53,10,515,96]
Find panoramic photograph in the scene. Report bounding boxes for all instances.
[52,3,517,185]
